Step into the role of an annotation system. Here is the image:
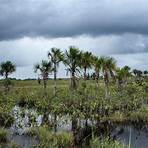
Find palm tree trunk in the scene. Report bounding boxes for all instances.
[53,64,58,132]
[105,81,109,98]
[84,67,87,80]
[110,70,116,83]
[104,71,110,98]
[95,71,99,88]
[54,64,57,96]
[71,71,76,89]
[43,79,47,94]
[5,73,9,92]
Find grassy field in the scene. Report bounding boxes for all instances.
[0,78,147,147]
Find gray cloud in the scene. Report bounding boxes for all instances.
[0,0,148,40]
[0,0,148,79]
[0,35,147,79]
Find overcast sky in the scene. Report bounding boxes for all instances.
[0,0,148,79]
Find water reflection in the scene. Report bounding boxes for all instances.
[9,106,148,148]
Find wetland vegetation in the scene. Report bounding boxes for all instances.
[0,47,148,148]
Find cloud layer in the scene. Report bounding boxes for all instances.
[1,0,148,40]
[0,0,148,79]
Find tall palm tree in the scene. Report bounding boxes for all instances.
[0,61,16,91]
[63,46,82,89]
[81,51,93,80]
[101,56,117,98]
[48,48,63,96]
[92,56,102,87]
[34,60,52,93]
[0,61,16,79]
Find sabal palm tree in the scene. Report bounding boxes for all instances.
[81,51,93,80]
[48,48,63,96]
[101,56,117,98]
[116,66,131,88]
[92,56,102,87]
[0,61,16,91]
[34,60,52,92]
[0,61,16,79]
[63,46,82,89]
[122,66,131,84]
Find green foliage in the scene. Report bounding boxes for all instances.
[0,128,7,143]
[27,127,74,148]
[90,137,124,148]
[7,141,19,148]
[0,112,14,128]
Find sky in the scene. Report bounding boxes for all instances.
[0,0,148,79]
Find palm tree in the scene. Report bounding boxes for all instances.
[48,48,63,96]
[0,61,16,79]
[116,66,131,88]
[0,61,16,91]
[34,60,52,93]
[63,46,82,89]
[122,66,131,84]
[80,51,93,80]
[92,56,102,87]
[101,56,117,98]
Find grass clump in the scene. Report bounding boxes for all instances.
[90,137,124,148]
[0,112,14,128]
[0,128,7,143]
[7,141,20,148]
[26,127,74,148]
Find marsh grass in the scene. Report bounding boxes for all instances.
[90,137,124,148]
[0,128,7,143]
[26,127,74,148]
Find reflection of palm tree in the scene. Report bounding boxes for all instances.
[81,51,93,80]
[34,60,52,93]
[63,46,81,89]
[48,48,63,96]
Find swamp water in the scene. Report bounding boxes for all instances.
[5,106,148,148]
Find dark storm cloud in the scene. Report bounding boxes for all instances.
[0,0,148,41]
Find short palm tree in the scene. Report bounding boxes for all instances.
[0,61,16,91]
[92,56,102,87]
[48,48,63,95]
[81,51,93,80]
[101,56,117,98]
[116,66,131,87]
[0,61,16,79]
[63,46,82,89]
[34,60,52,92]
